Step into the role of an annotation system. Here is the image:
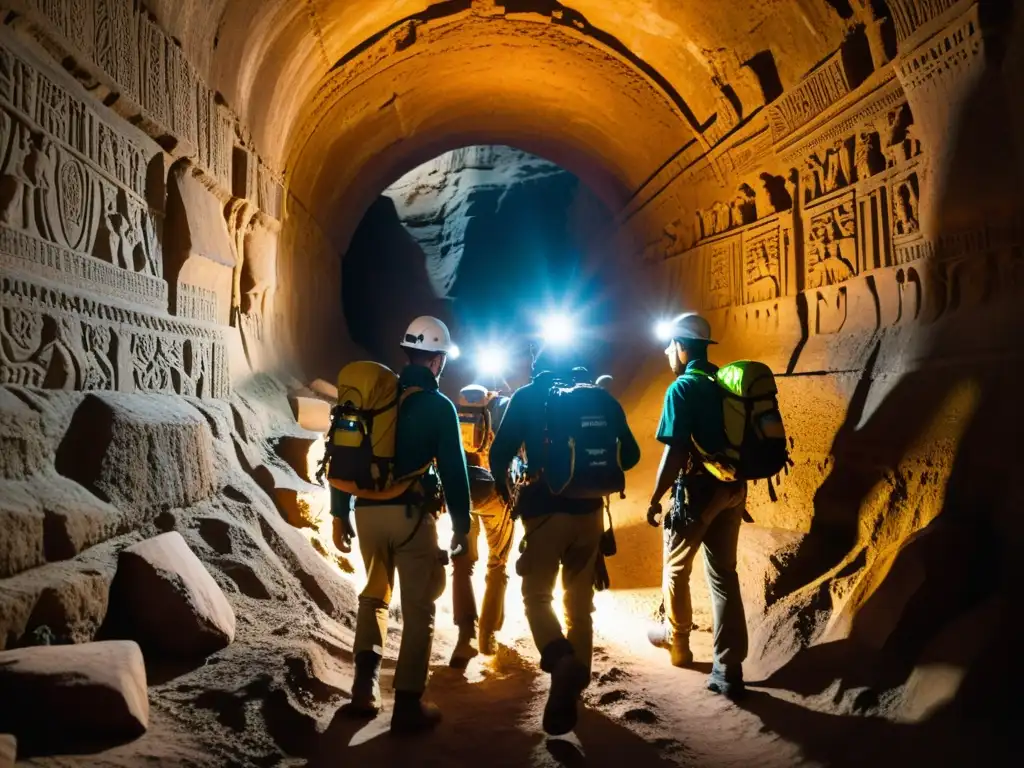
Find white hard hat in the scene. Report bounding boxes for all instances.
[400,316,459,357]
[658,313,716,344]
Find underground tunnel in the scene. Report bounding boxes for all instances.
[0,0,1022,765]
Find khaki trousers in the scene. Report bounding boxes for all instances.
[520,510,603,676]
[353,505,446,693]
[663,479,748,667]
[452,495,515,631]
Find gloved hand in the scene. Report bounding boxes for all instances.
[646,501,663,528]
[450,531,470,558]
[332,514,355,554]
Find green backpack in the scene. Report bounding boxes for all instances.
[691,361,789,485]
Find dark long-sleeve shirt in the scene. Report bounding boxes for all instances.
[489,371,641,517]
[332,364,472,535]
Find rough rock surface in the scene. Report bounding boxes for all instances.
[384,145,567,296]
[110,532,236,658]
[0,734,14,768]
[55,394,215,511]
[0,641,148,756]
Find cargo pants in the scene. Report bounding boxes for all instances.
[353,504,447,693]
[452,494,515,634]
[663,476,748,667]
[519,509,604,677]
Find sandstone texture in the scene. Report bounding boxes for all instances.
[0,641,148,755]
[110,532,236,658]
[0,0,1020,765]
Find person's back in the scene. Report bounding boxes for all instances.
[645,313,749,699]
[490,361,640,736]
[329,316,470,734]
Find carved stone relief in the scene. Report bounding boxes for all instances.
[744,225,783,303]
[806,194,858,289]
[892,171,921,237]
[705,238,740,310]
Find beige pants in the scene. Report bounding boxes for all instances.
[663,479,748,666]
[520,510,603,676]
[353,505,446,693]
[452,495,515,631]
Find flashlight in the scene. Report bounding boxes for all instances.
[477,345,508,377]
[654,319,675,341]
[540,312,574,347]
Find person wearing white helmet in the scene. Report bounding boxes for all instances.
[646,312,749,699]
[334,315,471,733]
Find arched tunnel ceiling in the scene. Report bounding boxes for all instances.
[144,0,857,245]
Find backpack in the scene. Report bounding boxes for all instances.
[539,380,626,500]
[324,361,428,500]
[456,386,496,456]
[691,360,789,484]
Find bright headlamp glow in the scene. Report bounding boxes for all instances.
[477,345,508,377]
[447,344,461,360]
[540,312,574,347]
[654,319,675,341]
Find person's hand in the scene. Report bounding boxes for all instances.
[646,501,663,528]
[450,531,470,558]
[332,515,355,554]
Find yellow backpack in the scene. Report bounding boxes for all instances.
[456,384,497,457]
[324,361,428,500]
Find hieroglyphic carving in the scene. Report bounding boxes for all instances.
[0,271,228,397]
[807,193,858,289]
[140,15,170,128]
[744,224,782,303]
[768,53,850,144]
[177,283,218,323]
[0,226,165,307]
[889,0,962,43]
[1,41,162,292]
[705,238,740,310]
[257,163,284,221]
[896,9,982,92]
[891,170,921,236]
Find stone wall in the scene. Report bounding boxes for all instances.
[613,0,1023,688]
[0,0,335,392]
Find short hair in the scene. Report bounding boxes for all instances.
[405,348,443,367]
[676,338,710,359]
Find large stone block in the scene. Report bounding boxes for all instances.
[0,641,148,755]
[289,394,331,433]
[55,393,215,510]
[110,531,235,657]
[0,389,45,480]
[0,734,14,768]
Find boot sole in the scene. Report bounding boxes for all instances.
[543,659,589,736]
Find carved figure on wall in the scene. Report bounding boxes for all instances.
[759,172,793,213]
[893,174,921,235]
[0,117,43,233]
[854,130,886,182]
[803,156,824,202]
[808,203,857,287]
[731,183,758,227]
[707,247,733,309]
[81,323,116,390]
[883,103,920,167]
[746,238,780,302]
[711,201,731,235]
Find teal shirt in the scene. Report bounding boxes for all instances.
[332,364,472,535]
[656,359,725,456]
[489,372,642,516]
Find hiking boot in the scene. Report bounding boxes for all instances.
[647,624,694,668]
[543,653,590,736]
[391,690,442,734]
[449,624,480,668]
[707,663,745,700]
[345,651,382,717]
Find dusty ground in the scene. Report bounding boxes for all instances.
[17,499,1002,768]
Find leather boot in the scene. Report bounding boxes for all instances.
[449,622,479,668]
[346,651,382,717]
[391,690,442,734]
[647,623,694,668]
[478,571,508,655]
[541,639,589,736]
